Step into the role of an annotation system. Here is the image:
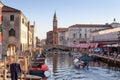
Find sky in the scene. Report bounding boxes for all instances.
[1,0,120,39]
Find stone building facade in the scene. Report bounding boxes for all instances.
[58,28,68,46]
[30,22,36,49]
[91,22,120,44]
[68,24,112,46]
[28,21,33,51]
[2,5,29,56]
[46,31,53,45]
[46,13,112,47]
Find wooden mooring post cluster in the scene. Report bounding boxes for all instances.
[0,55,42,80]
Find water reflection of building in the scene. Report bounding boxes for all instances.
[53,54,58,72]
[57,54,71,68]
[90,61,108,68]
[52,54,73,72]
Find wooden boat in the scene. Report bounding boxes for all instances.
[29,67,50,79]
[29,70,46,77]
[29,57,50,78]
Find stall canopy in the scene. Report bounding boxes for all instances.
[73,43,99,48]
[104,44,120,47]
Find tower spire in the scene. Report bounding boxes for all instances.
[54,11,56,17]
[53,11,57,21]
[53,11,57,27]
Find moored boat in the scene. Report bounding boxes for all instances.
[73,58,88,69]
[29,57,50,78]
[73,54,93,69]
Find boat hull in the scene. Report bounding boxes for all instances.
[29,70,45,77]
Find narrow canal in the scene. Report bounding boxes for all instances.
[45,53,120,80]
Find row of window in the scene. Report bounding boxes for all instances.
[59,33,88,41]
[8,29,27,39]
[70,28,92,32]
[9,15,28,26]
[73,40,87,44]
[0,15,14,21]
[73,33,87,38]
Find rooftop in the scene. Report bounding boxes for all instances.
[2,5,21,12]
[69,24,112,28]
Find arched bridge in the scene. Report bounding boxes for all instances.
[42,45,70,52]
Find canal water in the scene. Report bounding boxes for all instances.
[46,53,120,80]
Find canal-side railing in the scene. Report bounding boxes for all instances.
[91,54,120,67]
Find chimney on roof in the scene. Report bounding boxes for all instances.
[105,23,109,25]
[113,18,116,22]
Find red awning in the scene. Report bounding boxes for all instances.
[73,43,99,48]
[89,43,99,48]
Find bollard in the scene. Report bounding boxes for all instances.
[3,69,7,80]
[20,75,22,80]
[15,54,17,63]
[3,57,7,80]
[24,57,28,79]
[27,56,30,67]
[4,57,6,69]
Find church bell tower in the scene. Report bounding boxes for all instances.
[53,12,58,45]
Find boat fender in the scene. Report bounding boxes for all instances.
[44,71,50,77]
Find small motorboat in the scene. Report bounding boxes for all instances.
[29,57,50,78]
[73,59,88,69]
[29,70,46,77]
[29,68,51,77]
